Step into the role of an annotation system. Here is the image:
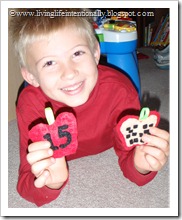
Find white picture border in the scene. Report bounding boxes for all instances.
[1,0,179,217]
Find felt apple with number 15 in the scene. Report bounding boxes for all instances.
[29,107,78,158]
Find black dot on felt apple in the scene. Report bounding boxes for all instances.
[144,129,150,134]
[140,139,144,143]
[133,124,138,129]
[130,139,133,145]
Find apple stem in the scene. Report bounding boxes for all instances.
[45,107,55,125]
[139,107,150,120]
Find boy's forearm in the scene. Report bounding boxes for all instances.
[119,149,157,186]
[17,171,68,207]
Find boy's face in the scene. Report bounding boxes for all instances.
[22,28,100,107]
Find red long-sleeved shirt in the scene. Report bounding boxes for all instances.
[16,65,157,206]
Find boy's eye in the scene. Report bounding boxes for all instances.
[43,60,56,67]
[73,51,85,57]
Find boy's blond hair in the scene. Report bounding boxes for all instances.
[9,8,97,68]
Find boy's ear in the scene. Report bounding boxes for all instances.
[21,68,39,87]
[94,41,101,65]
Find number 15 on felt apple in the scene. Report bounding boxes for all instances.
[116,108,160,150]
[29,108,78,158]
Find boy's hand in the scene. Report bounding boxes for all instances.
[134,127,169,174]
[26,141,68,189]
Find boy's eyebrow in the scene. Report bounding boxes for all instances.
[64,44,89,54]
[36,44,88,66]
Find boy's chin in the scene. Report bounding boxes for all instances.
[66,97,89,108]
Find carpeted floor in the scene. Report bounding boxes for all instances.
[8,47,169,209]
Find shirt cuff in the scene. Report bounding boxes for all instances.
[122,149,157,186]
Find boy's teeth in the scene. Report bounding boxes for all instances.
[62,82,82,91]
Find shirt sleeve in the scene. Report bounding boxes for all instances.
[16,88,68,207]
[17,161,68,207]
[114,131,157,186]
[112,85,157,186]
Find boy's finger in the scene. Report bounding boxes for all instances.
[149,127,170,142]
[34,170,50,188]
[140,145,167,166]
[142,134,169,157]
[28,141,50,153]
[31,157,55,177]
[145,154,162,171]
[27,148,53,165]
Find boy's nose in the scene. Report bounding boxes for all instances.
[61,64,79,81]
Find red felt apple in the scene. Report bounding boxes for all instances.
[29,108,78,158]
[116,108,160,150]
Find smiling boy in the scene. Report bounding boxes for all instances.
[22,28,99,107]
[10,8,169,207]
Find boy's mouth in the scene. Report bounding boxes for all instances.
[61,81,84,95]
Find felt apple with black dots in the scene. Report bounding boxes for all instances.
[29,107,78,158]
[116,108,160,150]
